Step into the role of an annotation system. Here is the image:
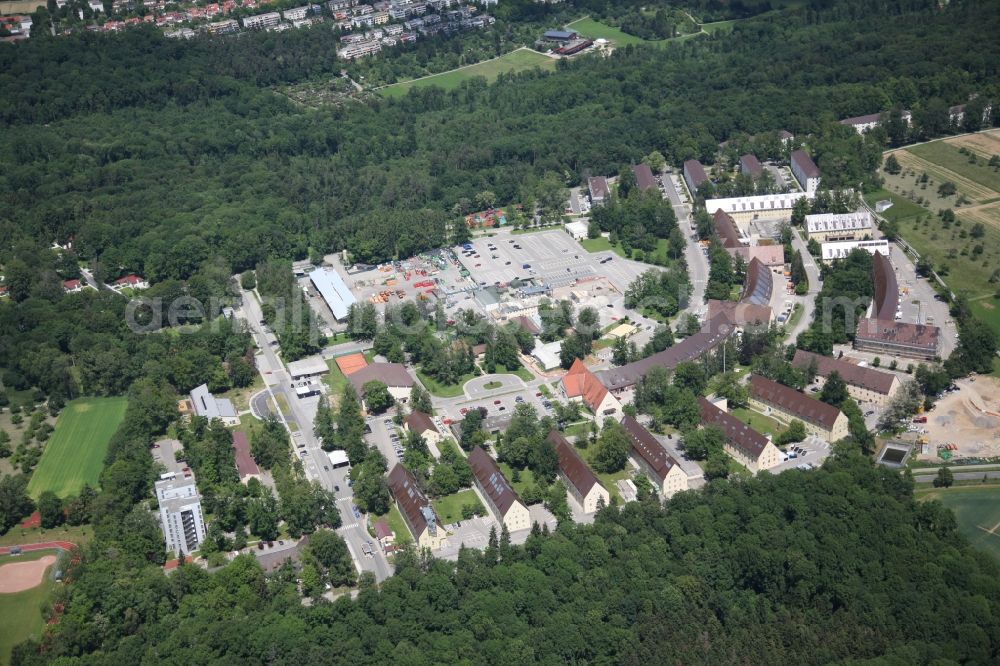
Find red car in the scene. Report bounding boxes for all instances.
[460,407,468,415]
[443,418,453,425]
[494,400,501,405]
[535,392,542,397]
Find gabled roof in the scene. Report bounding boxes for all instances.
[840,112,882,126]
[348,363,414,395]
[855,319,940,351]
[740,154,764,178]
[872,251,898,321]
[707,300,772,328]
[749,375,843,430]
[633,163,657,192]
[791,150,820,179]
[468,446,522,516]
[731,244,785,267]
[588,176,610,200]
[335,352,369,376]
[387,464,433,536]
[374,519,393,540]
[741,257,773,306]
[683,159,708,189]
[513,315,541,336]
[620,416,680,484]
[792,349,898,396]
[562,359,610,411]
[231,432,260,479]
[547,430,601,499]
[404,410,438,435]
[713,209,743,249]
[698,397,771,460]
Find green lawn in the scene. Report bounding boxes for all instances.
[0,523,93,548]
[566,17,670,46]
[26,397,128,499]
[494,364,534,382]
[323,359,348,396]
[484,381,502,390]
[578,443,631,505]
[916,485,1000,560]
[497,462,539,498]
[432,489,483,524]
[379,504,412,546]
[416,370,477,398]
[730,407,786,440]
[700,19,740,34]
[0,550,60,665]
[909,140,1000,196]
[380,48,556,98]
[580,237,616,253]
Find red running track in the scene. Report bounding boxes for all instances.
[0,541,75,555]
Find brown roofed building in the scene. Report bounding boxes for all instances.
[790,149,820,194]
[387,464,446,550]
[231,431,261,483]
[740,257,773,307]
[730,244,785,268]
[513,315,541,336]
[633,163,658,192]
[348,363,415,407]
[588,176,610,205]
[698,398,781,473]
[707,299,772,330]
[713,210,744,249]
[373,519,395,551]
[547,431,609,513]
[740,154,764,179]
[748,375,849,441]
[792,349,902,406]
[872,251,899,321]
[468,447,531,532]
[403,410,442,445]
[683,159,708,195]
[854,318,940,361]
[620,416,688,498]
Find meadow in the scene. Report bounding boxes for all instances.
[379,48,556,98]
[26,397,128,499]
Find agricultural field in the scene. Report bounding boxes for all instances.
[26,397,128,499]
[916,485,1000,560]
[877,129,1000,333]
[379,48,556,98]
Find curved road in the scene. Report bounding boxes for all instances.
[463,374,525,399]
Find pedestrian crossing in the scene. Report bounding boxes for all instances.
[339,522,359,530]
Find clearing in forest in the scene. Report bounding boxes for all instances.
[379,48,556,98]
[26,397,128,499]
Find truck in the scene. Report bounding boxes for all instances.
[912,416,928,423]
[522,263,531,269]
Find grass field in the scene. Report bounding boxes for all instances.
[0,549,59,665]
[26,397,127,499]
[379,505,412,546]
[731,407,786,439]
[916,485,1000,560]
[416,370,477,398]
[432,489,483,524]
[380,48,556,98]
[0,523,93,549]
[566,17,669,46]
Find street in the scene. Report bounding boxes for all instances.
[662,169,707,316]
[785,229,820,343]
[237,286,392,582]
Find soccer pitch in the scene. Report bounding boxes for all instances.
[27,397,128,499]
[919,485,1000,560]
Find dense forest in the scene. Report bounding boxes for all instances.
[10,452,1000,664]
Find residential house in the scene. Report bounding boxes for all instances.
[620,416,688,498]
[790,149,820,195]
[374,519,395,551]
[739,154,764,179]
[683,159,708,195]
[62,279,83,293]
[156,473,206,556]
[547,431,609,514]
[748,375,849,442]
[242,11,281,29]
[633,163,657,192]
[347,363,414,406]
[588,176,610,205]
[698,398,781,473]
[561,359,623,424]
[387,464,446,549]
[468,447,531,532]
[403,411,442,445]
[112,274,149,290]
[792,349,902,407]
[705,192,809,224]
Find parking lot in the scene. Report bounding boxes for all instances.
[441,385,555,431]
[437,505,557,560]
[884,244,957,357]
[457,229,649,293]
[768,435,831,474]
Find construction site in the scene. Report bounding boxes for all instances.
[918,376,1000,461]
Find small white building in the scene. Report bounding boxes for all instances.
[565,220,589,240]
[288,356,329,381]
[821,238,889,262]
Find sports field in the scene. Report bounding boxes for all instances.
[565,17,668,46]
[0,550,58,665]
[379,48,556,98]
[918,485,1000,560]
[26,397,128,499]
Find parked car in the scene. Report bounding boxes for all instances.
[494,399,502,405]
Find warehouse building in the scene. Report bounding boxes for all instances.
[309,268,357,321]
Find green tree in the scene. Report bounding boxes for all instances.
[37,491,64,529]
[819,372,849,406]
[933,466,954,488]
[0,474,35,533]
[591,419,630,473]
[775,420,807,446]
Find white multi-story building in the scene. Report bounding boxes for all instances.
[704,192,809,224]
[805,211,873,242]
[820,238,889,262]
[156,473,206,556]
[790,150,821,195]
[282,5,311,20]
[242,11,281,29]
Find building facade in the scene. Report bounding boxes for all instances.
[156,474,206,556]
[805,211,873,242]
[790,150,820,195]
[468,447,531,531]
[620,416,688,498]
[387,464,446,550]
[792,349,902,407]
[547,431,609,513]
[698,398,781,473]
[748,375,849,442]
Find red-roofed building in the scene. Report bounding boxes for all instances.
[334,352,368,376]
[231,432,261,483]
[63,279,83,293]
[111,274,149,290]
[561,359,622,425]
[373,519,395,551]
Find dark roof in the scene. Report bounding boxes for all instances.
[698,398,771,460]
[468,447,522,515]
[348,362,414,394]
[404,410,438,435]
[633,163,657,192]
[547,430,601,498]
[791,150,820,179]
[543,29,575,40]
[588,176,610,200]
[749,375,843,430]
[597,314,735,391]
[231,431,260,479]
[840,112,882,126]
[741,257,773,306]
[740,154,764,178]
[713,209,743,249]
[872,251,898,321]
[374,519,393,540]
[387,464,432,536]
[683,159,708,189]
[707,299,772,329]
[620,416,679,483]
[778,130,794,139]
[792,349,898,395]
[855,319,940,351]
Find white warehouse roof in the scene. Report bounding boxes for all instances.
[287,356,329,378]
[309,268,357,321]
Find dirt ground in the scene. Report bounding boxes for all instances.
[0,555,56,594]
[921,376,1000,459]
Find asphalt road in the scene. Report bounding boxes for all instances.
[661,170,707,315]
[913,471,1000,483]
[239,287,392,582]
[785,230,821,343]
